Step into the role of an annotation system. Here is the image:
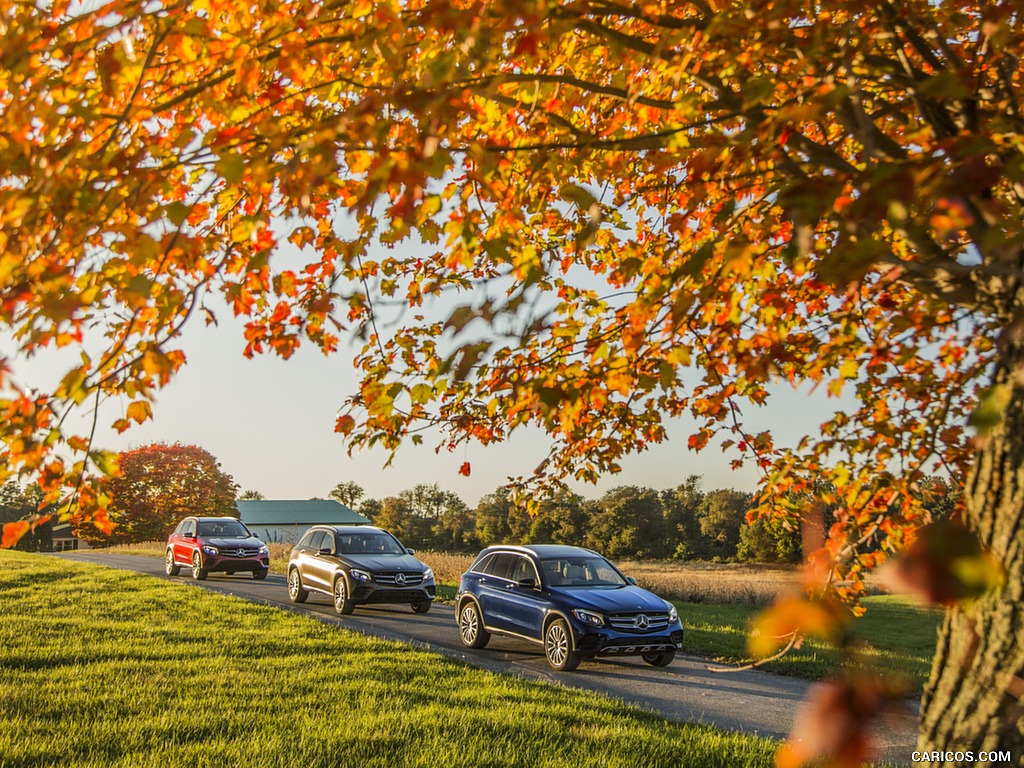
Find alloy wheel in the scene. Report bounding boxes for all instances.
[459,604,479,645]
[546,623,569,667]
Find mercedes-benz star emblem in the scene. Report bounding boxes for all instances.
[395,573,407,585]
[634,614,650,630]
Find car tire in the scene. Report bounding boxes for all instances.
[252,568,269,580]
[457,601,490,649]
[191,551,207,581]
[411,599,431,614]
[333,575,355,615]
[287,568,308,603]
[165,549,180,577]
[544,618,580,671]
[641,649,676,667]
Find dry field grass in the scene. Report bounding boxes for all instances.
[418,551,474,584]
[616,561,799,606]
[418,552,799,606]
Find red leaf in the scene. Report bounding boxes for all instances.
[888,520,1004,605]
[458,461,471,476]
[778,676,906,768]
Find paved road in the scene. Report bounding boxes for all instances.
[57,551,918,764]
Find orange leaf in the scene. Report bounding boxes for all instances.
[749,596,845,658]
[2,521,30,549]
[125,400,152,424]
[92,508,115,535]
[459,461,471,476]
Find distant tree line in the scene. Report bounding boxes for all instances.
[26,439,958,561]
[353,475,962,563]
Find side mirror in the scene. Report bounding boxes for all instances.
[185,532,196,539]
[626,576,637,585]
[517,578,537,590]
[318,547,333,556]
[406,547,416,555]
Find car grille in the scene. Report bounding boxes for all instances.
[222,547,260,557]
[607,612,671,633]
[373,572,424,586]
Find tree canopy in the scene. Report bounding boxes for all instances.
[329,480,366,508]
[2,0,1023,761]
[71,443,238,545]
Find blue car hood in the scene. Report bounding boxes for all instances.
[550,585,670,613]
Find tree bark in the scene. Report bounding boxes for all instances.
[918,325,1024,765]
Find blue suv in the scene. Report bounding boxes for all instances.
[455,544,684,671]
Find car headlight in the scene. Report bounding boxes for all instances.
[258,545,268,555]
[668,604,678,623]
[572,609,605,627]
[350,568,371,583]
[202,545,219,555]
[423,567,434,581]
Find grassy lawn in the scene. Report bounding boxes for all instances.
[677,595,942,693]
[0,551,777,768]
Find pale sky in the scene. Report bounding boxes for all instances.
[4,299,848,507]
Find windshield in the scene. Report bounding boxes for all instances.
[539,556,627,587]
[197,520,251,538]
[335,532,407,556]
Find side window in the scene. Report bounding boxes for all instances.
[181,520,196,537]
[511,556,539,584]
[308,531,326,551]
[297,530,316,548]
[471,553,495,574]
[173,520,185,535]
[483,553,516,580]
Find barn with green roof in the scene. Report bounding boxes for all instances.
[236,499,370,544]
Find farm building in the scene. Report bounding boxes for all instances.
[237,499,370,544]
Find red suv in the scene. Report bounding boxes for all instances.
[165,516,270,580]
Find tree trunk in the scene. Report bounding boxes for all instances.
[918,329,1024,765]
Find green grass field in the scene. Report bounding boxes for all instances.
[0,551,777,768]
[677,595,942,693]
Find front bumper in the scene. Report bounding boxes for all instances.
[203,554,270,573]
[351,582,436,605]
[572,623,685,658]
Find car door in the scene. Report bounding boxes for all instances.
[174,519,197,564]
[167,520,184,563]
[299,530,329,590]
[501,555,547,641]
[476,553,517,632]
[307,530,339,590]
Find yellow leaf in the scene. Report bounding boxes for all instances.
[125,400,152,424]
